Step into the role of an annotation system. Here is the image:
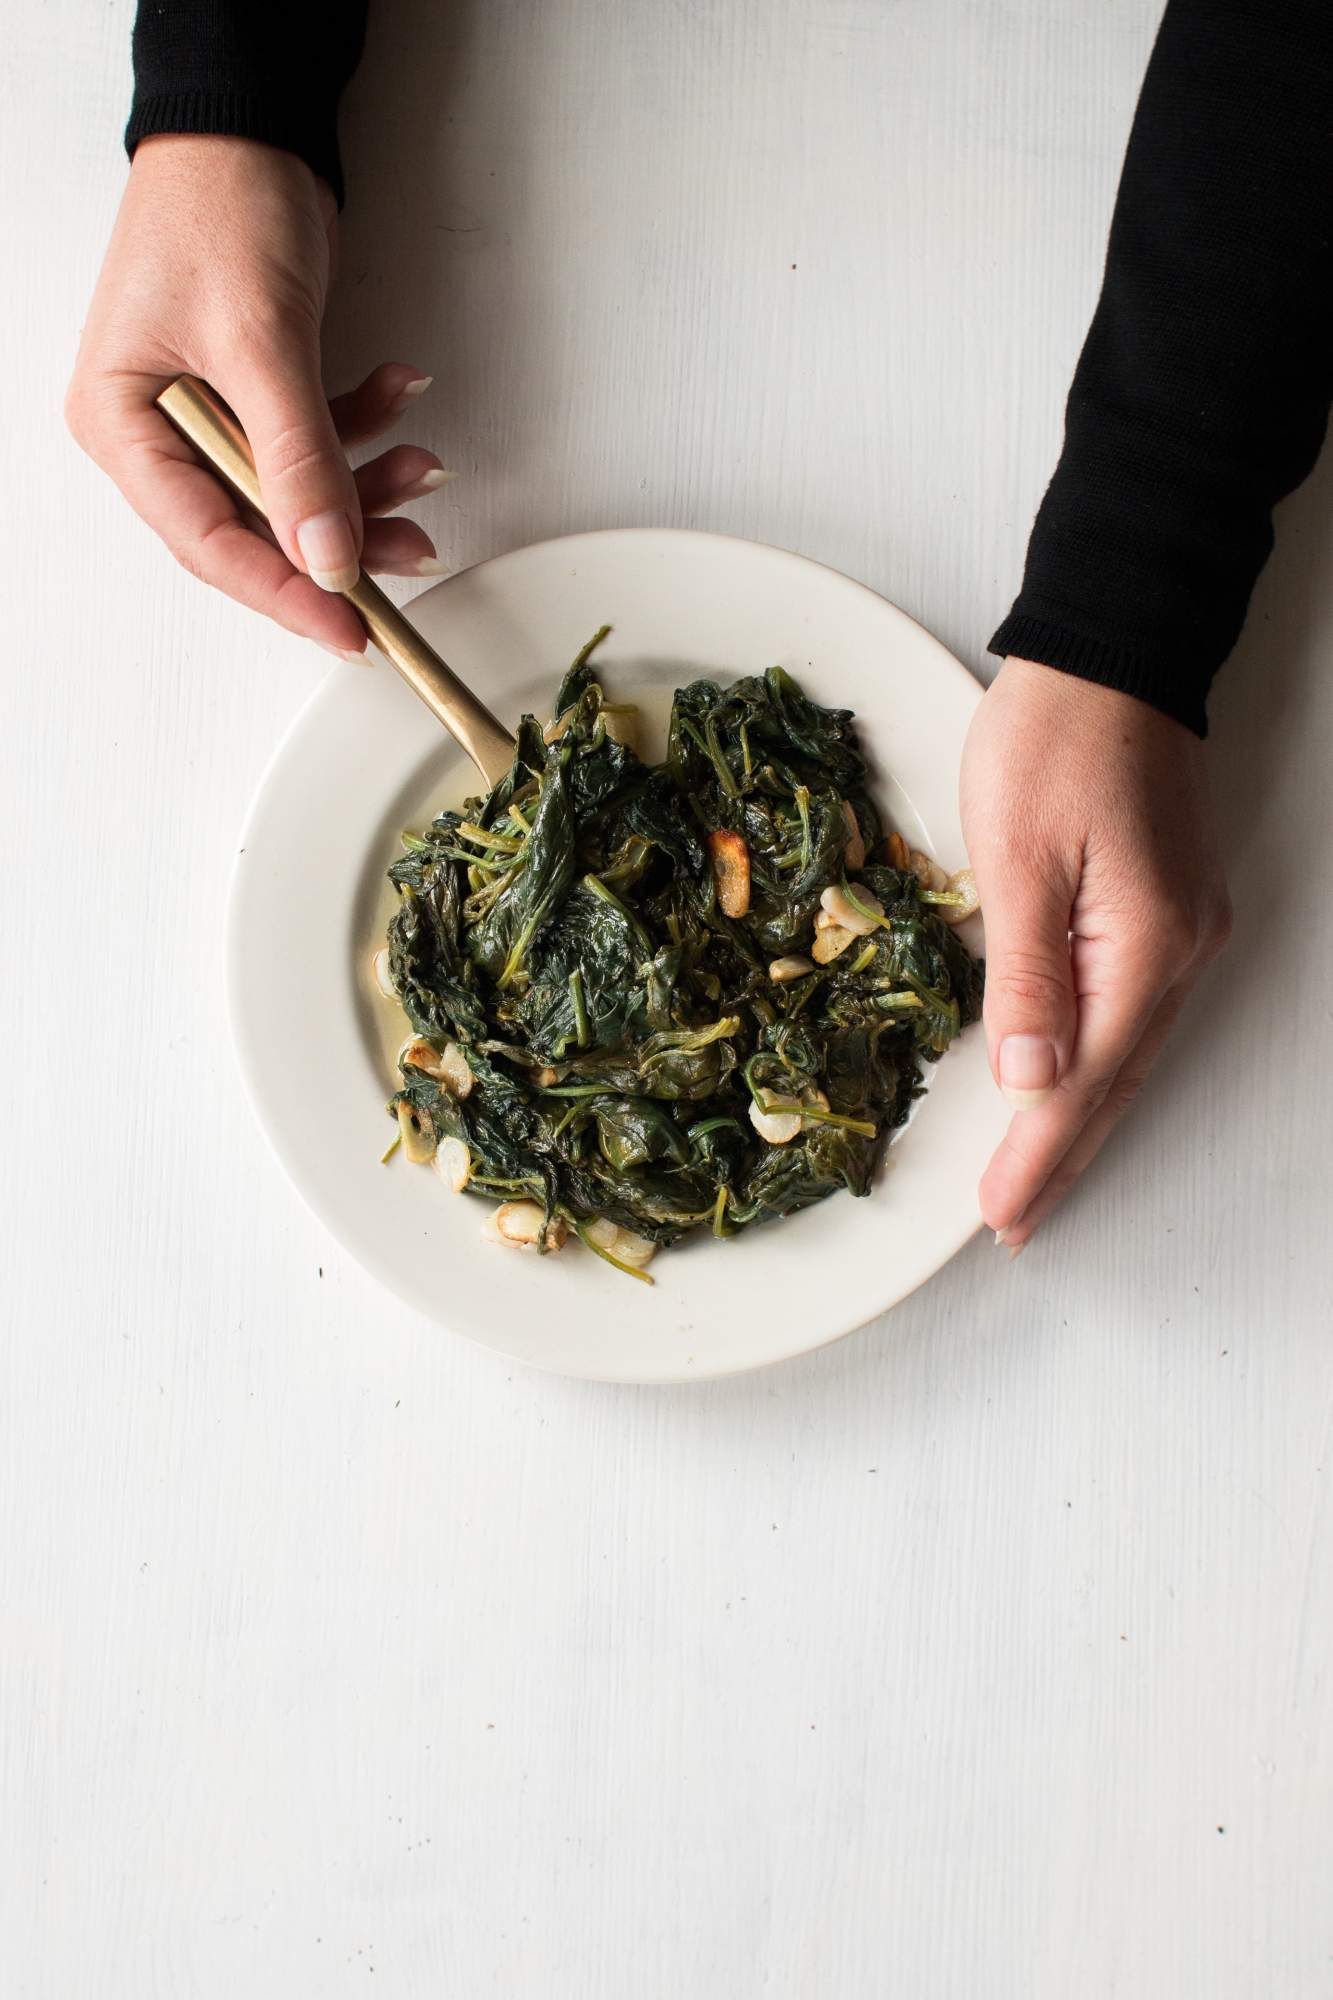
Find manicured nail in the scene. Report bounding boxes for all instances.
[390,468,457,505]
[295,511,360,592]
[994,1228,1009,1246]
[321,643,367,663]
[401,373,433,398]
[998,1034,1057,1109]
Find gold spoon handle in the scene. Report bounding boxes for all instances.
[155,375,516,788]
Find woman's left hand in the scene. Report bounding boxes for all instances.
[959,658,1232,1250]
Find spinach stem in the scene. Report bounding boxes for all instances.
[570,624,612,673]
[550,1100,586,1139]
[538,1083,621,1099]
[569,967,590,1049]
[841,876,893,931]
[456,821,523,853]
[690,1116,742,1146]
[797,1106,878,1140]
[571,1218,655,1284]
[582,871,654,958]
[794,785,812,870]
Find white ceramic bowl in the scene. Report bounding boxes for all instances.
[228,529,1004,1381]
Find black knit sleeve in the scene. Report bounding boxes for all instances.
[124,2,369,208]
[990,0,1332,736]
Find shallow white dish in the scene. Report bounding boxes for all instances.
[228,529,1005,1382]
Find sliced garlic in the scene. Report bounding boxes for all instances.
[371,947,397,999]
[910,848,948,893]
[586,1216,657,1268]
[396,1036,473,1098]
[488,1200,568,1251]
[769,955,815,982]
[437,1042,474,1098]
[433,1136,472,1193]
[885,831,911,871]
[399,1035,443,1077]
[819,883,884,937]
[396,1096,436,1165]
[940,867,980,923]
[811,924,856,965]
[749,1093,804,1144]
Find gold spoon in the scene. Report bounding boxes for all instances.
[156,375,516,788]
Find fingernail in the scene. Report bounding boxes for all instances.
[320,643,367,664]
[418,467,457,490]
[296,511,360,592]
[1008,1240,1027,1260]
[994,1228,1009,1247]
[392,375,434,415]
[998,1034,1057,1109]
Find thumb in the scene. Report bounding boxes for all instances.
[980,865,1078,1109]
[224,331,362,591]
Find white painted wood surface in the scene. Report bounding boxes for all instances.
[4,1,1331,1992]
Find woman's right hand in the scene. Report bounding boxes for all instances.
[66,134,449,657]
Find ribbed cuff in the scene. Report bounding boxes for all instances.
[125,90,346,207]
[988,610,1211,738]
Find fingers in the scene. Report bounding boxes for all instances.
[329,362,433,446]
[70,373,369,652]
[979,930,1177,1237]
[223,326,364,589]
[360,515,444,576]
[68,374,446,653]
[354,444,453,516]
[998,983,1190,1250]
[978,860,1079,1110]
[229,353,444,583]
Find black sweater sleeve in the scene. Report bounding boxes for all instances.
[125,2,369,207]
[990,0,1332,736]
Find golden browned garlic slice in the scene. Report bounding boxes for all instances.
[706,830,752,918]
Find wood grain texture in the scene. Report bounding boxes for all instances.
[3,2,1330,1994]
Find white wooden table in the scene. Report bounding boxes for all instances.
[4,3,1331,1993]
